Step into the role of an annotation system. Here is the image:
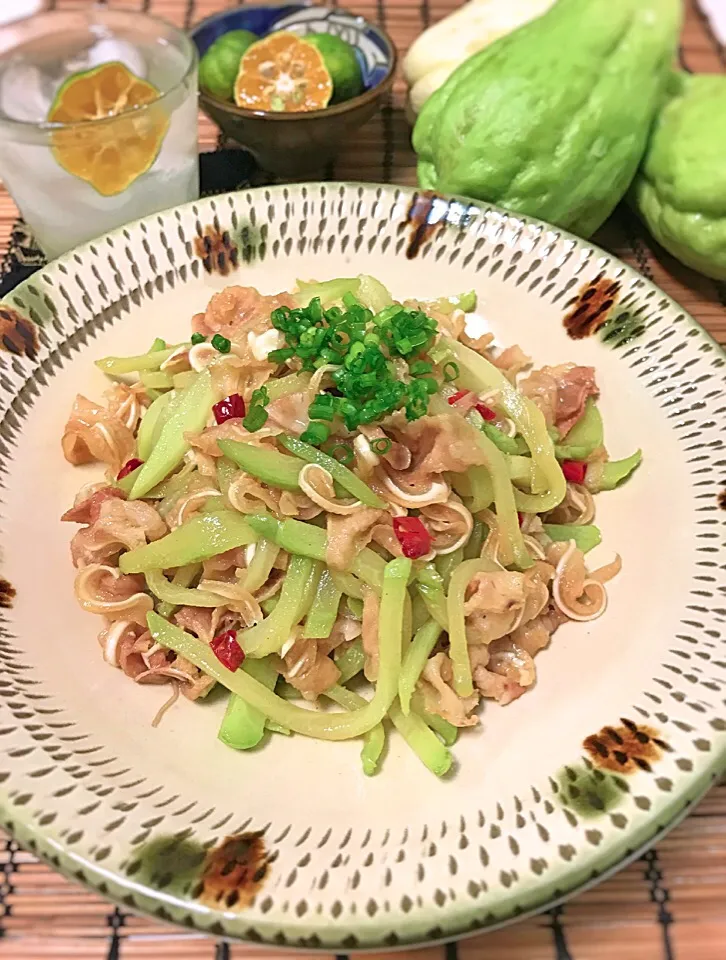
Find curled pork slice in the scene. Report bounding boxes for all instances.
[192,285,295,344]
[326,507,389,570]
[520,364,598,437]
[419,652,479,727]
[394,414,486,484]
[75,565,152,624]
[70,499,167,568]
[61,394,137,473]
[267,391,310,434]
[62,485,126,524]
[188,420,282,457]
[279,633,341,699]
[492,345,531,381]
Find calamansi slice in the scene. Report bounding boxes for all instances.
[234,33,333,113]
[48,61,169,197]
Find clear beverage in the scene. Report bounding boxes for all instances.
[0,8,199,259]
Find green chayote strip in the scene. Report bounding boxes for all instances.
[324,684,385,776]
[130,371,215,499]
[241,555,319,657]
[543,523,602,553]
[218,439,303,492]
[147,557,409,740]
[218,657,280,750]
[585,450,642,492]
[303,569,343,639]
[554,399,603,460]
[389,701,452,777]
[240,538,278,594]
[119,508,257,574]
[245,515,385,590]
[449,339,567,514]
[335,639,365,684]
[95,343,184,376]
[279,434,386,508]
[398,619,442,715]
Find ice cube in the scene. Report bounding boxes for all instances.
[66,38,146,79]
[0,58,57,123]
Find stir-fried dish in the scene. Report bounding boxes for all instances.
[60,276,641,777]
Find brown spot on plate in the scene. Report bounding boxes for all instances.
[194,226,239,276]
[0,306,38,359]
[0,578,16,609]
[583,719,668,774]
[192,832,269,910]
[564,274,621,339]
[718,488,726,510]
[405,191,447,260]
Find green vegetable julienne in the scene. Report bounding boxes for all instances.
[555,399,604,460]
[585,450,642,492]
[324,685,385,776]
[543,523,602,553]
[218,439,303,491]
[450,339,567,514]
[279,434,386,508]
[303,569,343,639]
[147,556,409,740]
[119,509,257,574]
[218,656,279,751]
[242,555,319,657]
[389,700,452,777]
[130,371,215,499]
[398,619,442,714]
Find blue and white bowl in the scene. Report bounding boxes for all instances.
[191,4,397,177]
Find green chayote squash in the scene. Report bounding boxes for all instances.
[631,72,726,280]
[413,0,681,238]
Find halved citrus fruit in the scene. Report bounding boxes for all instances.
[48,61,169,197]
[233,32,333,113]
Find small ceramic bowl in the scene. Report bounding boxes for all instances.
[190,4,397,178]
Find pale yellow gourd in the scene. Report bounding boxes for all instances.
[403,0,555,115]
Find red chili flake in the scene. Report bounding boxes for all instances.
[393,516,432,559]
[116,458,143,480]
[213,393,246,425]
[562,460,587,485]
[517,512,524,527]
[475,403,497,421]
[447,390,469,406]
[210,630,245,672]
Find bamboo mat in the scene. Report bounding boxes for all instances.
[1,0,725,957]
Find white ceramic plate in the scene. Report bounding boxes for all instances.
[0,183,724,948]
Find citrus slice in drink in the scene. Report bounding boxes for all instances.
[233,32,333,113]
[48,60,169,197]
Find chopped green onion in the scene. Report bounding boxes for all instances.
[308,394,336,422]
[211,333,231,354]
[190,333,206,345]
[371,437,392,455]
[243,406,268,432]
[443,361,459,382]
[329,442,354,465]
[268,347,295,364]
[410,360,433,376]
[300,421,331,446]
[242,385,269,433]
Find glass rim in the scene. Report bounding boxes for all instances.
[0,6,197,132]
